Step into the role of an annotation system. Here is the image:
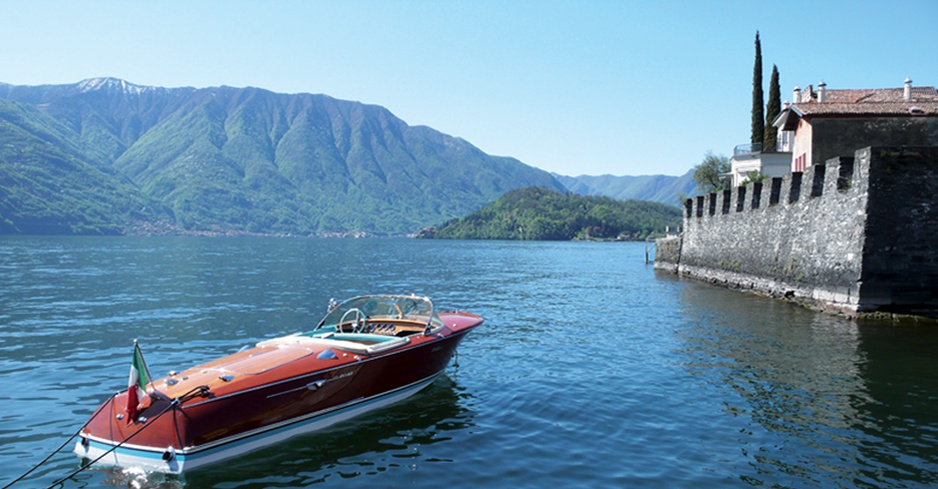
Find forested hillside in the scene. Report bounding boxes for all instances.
[0,78,566,235]
[0,99,168,234]
[417,186,682,240]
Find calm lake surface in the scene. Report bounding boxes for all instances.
[1,236,938,488]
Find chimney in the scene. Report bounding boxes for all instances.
[904,76,913,101]
[792,85,801,104]
[818,81,827,102]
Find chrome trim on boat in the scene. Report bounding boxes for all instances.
[162,446,176,461]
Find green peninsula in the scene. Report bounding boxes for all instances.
[416,186,681,240]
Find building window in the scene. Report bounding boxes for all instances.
[793,154,807,172]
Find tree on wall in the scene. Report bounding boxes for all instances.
[742,170,769,186]
[764,64,781,152]
[693,151,731,193]
[751,31,764,149]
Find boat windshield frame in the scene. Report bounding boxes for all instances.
[317,295,444,333]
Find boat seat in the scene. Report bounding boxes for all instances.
[256,334,410,356]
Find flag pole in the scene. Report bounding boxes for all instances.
[126,339,154,422]
[138,340,153,395]
[135,340,166,401]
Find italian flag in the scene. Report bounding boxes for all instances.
[126,340,152,421]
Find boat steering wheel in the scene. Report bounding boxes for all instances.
[339,308,366,333]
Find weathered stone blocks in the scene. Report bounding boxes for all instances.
[655,146,938,319]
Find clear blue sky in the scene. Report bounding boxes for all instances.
[2,0,936,177]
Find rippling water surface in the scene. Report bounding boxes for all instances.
[2,236,938,488]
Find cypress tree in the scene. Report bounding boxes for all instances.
[764,64,781,152]
[751,31,764,149]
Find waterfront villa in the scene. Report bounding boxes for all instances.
[772,78,938,172]
[727,140,792,188]
[729,78,938,187]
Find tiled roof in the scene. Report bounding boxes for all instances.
[792,86,938,116]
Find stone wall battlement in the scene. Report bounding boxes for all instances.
[657,146,938,319]
[683,155,859,223]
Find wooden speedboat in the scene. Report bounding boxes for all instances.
[74,295,482,473]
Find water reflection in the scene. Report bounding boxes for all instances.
[850,323,938,486]
[180,377,473,488]
[675,279,938,487]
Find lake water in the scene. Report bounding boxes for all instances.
[1,236,938,488]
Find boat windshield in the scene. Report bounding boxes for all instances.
[318,295,443,331]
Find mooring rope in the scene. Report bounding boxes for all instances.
[44,397,181,489]
[0,396,114,489]
[2,385,209,489]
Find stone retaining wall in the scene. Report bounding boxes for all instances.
[656,146,938,318]
[653,236,681,273]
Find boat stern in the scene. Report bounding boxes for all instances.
[74,433,185,474]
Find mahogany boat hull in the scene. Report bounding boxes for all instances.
[75,301,481,474]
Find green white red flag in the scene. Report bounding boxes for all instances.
[126,340,152,421]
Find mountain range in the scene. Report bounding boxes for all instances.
[0,78,692,236]
[554,172,695,208]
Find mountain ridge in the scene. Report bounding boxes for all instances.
[553,171,696,206]
[0,98,169,234]
[1,78,567,235]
